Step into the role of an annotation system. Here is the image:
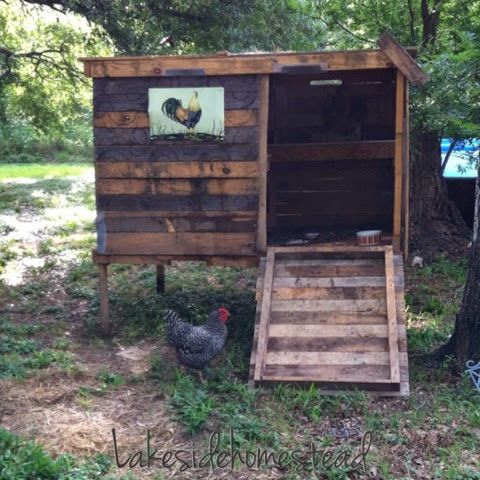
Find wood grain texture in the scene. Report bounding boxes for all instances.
[393,70,405,251]
[82,50,396,78]
[100,232,256,255]
[99,215,257,233]
[93,75,260,95]
[269,141,395,163]
[268,324,388,337]
[265,351,390,366]
[96,193,258,211]
[94,90,259,111]
[95,144,258,162]
[96,178,259,195]
[94,127,258,146]
[94,110,259,128]
[256,74,269,253]
[268,336,389,352]
[95,162,259,179]
[254,248,275,381]
[377,33,428,85]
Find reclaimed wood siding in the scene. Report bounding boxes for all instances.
[93,75,260,256]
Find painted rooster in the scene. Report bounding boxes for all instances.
[161,91,202,133]
[164,308,230,378]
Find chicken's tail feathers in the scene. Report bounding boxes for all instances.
[164,309,185,346]
[162,97,181,121]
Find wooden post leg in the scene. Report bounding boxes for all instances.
[156,265,165,294]
[98,263,111,335]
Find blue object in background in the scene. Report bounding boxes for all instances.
[442,138,479,178]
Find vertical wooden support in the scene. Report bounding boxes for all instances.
[156,265,165,293]
[257,74,269,254]
[403,81,410,258]
[254,247,275,382]
[393,70,405,252]
[98,263,111,335]
[384,246,400,384]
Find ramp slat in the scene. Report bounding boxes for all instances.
[268,324,388,337]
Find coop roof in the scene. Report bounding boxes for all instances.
[80,33,427,85]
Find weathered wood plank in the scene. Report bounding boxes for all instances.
[384,246,400,383]
[271,299,386,313]
[93,75,260,95]
[268,336,389,352]
[270,276,393,288]
[95,161,259,179]
[266,351,391,366]
[269,141,395,163]
[256,74,269,253]
[96,178,259,195]
[393,70,405,251]
[254,248,275,381]
[274,264,385,278]
[262,364,391,383]
[100,232,256,255]
[272,286,386,300]
[94,90,259,111]
[94,110,259,128]
[82,50,395,78]
[269,311,388,325]
[377,33,428,86]
[95,144,258,162]
[268,323,387,338]
[96,193,258,211]
[92,251,258,266]
[94,127,258,146]
[99,215,257,233]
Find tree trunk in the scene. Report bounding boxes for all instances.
[434,167,480,369]
[410,129,471,258]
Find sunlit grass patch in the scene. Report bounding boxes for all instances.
[0,163,92,180]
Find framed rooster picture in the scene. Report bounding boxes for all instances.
[148,87,225,141]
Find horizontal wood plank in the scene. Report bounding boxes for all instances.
[268,323,388,338]
[96,178,259,195]
[93,75,260,95]
[266,351,390,366]
[96,193,258,211]
[100,232,256,255]
[272,276,386,288]
[94,110,259,128]
[272,286,385,300]
[94,127,258,146]
[269,310,387,326]
[267,336,389,352]
[99,215,256,233]
[269,141,395,162]
[271,298,386,313]
[82,51,395,78]
[95,162,259,179]
[95,144,258,162]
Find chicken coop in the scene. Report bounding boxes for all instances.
[81,33,427,396]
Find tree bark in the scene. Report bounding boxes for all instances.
[410,129,471,258]
[434,167,480,369]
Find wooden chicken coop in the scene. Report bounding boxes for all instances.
[81,33,427,396]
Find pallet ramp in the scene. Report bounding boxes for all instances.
[249,245,409,395]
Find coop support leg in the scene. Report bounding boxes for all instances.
[156,265,165,294]
[98,263,111,335]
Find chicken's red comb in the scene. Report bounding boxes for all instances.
[218,307,230,321]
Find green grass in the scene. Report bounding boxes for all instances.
[0,428,133,479]
[0,163,92,180]
[0,319,74,379]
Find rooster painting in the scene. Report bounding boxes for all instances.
[161,91,202,133]
[165,307,230,380]
[148,87,224,141]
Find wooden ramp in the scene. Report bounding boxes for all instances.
[249,245,409,395]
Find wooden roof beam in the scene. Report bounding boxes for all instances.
[377,32,429,86]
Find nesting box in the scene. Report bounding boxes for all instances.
[82,33,427,395]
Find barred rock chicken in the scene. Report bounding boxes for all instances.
[161,91,202,133]
[165,308,230,377]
